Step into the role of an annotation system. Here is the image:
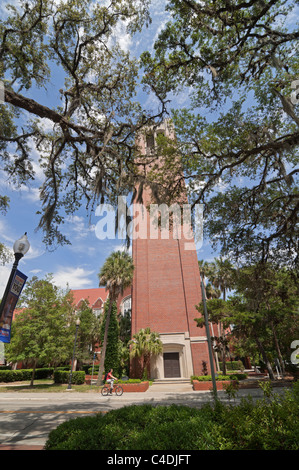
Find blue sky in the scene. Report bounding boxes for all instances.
[0,0,218,297]
[3,0,297,297]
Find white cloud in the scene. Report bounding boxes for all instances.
[0,220,15,246]
[29,269,43,275]
[66,215,96,241]
[52,266,96,290]
[25,244,45,260]
[16,185,41,203]
[113,243,132,255]
[0,265,11,298]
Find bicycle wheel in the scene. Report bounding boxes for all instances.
[101,385,109,396]
[115,385,123,396]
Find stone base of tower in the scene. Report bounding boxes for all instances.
[130,331,213,380]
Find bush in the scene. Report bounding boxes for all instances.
[228,373,247,380]
[0,368,53,382]
[117,379,144,384]
[45,404,216,450]
[45,383,299,450]
[53,370,85,385]
[0,370,24,382]
[191,374,231,382]
[88,365,99,375]
[219,360,245,371]
[191,373,247,382]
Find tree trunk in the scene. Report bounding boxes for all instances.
[221,289,227,375]
[96,298,113,386]
[30,360,37,387]
[254,335,275,380]
[143,353,150,380]
[221,342,227,375]
[218,323,227,375]
[271,320,285,375]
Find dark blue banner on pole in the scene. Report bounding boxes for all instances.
[0,270,27,343]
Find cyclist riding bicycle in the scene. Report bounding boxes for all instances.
[105,369,117,394]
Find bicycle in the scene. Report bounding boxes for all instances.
[101,383,123,396]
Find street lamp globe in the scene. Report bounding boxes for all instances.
[13,233,30,257]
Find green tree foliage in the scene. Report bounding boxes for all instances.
[99,299,120,374]
[73,298,101,366]
[230,263,299,374]
[0,242,12,265]
[118,309,132,345]
[196,262,299,378]
[198,257,235,373]
[96,250,134,384]
[141,0,299,265]
[5,275,75,385]
[0,0,156,248]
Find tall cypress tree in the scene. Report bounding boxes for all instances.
[100,300,120,374]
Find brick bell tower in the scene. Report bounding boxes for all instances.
[126,120,211,380]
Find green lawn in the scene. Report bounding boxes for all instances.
[0,379,101,393]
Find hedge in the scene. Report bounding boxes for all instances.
[0,368,53,383]
[45,382,299,450]
[53,370,85,385]
[219,360,244,371]
[117,379,144,384]
[191,373,247,382]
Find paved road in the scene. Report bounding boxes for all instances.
[0,384,290,449]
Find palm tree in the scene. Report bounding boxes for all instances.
[205,283,221,300]
[129,327,163,379]
[198,260,214,285]
[209,257,234,301]
[96,250,134,385]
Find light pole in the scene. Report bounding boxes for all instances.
[0,233,30,319]
[201,280,217,399]
[67,318,80,390]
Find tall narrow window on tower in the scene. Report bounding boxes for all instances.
[146,133,155,154]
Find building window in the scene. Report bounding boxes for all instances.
[146,134,155,154]
[93,308,102,318]
[121,296,131,316]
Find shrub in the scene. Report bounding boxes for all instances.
[219,360,245,371]
[0,368,53,382]
[0,370,24,382]
[45,404,217,450]
[191,374,231,382]
[117,379,144,384]
[191,373,247,382]
[228,373,247,380]
[88,365,99,375]
[45,383,299,450]
[53,370,85,385]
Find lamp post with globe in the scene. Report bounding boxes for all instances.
[67,318,81,390]
[0,233,30,318]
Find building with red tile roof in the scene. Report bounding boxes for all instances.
[70,288,109,317]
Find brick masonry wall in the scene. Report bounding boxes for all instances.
[130,208,212,376]
[121,121,214,377]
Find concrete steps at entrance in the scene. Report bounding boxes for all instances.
[150,378,193,393]
[153,378,190,384]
